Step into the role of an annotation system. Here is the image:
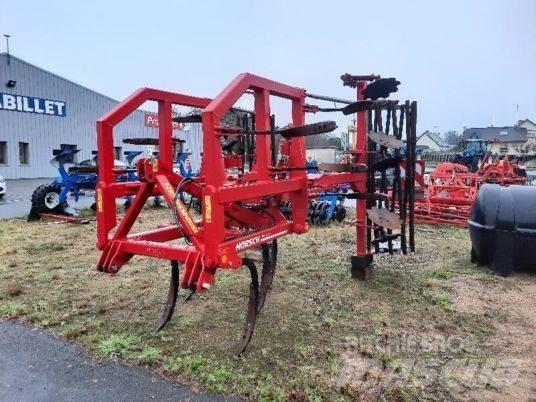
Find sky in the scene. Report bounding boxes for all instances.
[1,0,535,136]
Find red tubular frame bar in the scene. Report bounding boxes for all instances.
[96,74,363,288]
[96,88,212,249]
[200,73,309,268]
[354,82,369,259]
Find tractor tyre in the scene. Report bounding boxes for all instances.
[30,183,68,215]
[153,196,163,208]
[334,205,347,222]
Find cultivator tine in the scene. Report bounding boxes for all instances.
[367,207,402,230]
[155,260,180,332]
[184,289,195,302]
[258,241,278,313]
[367,131,404,149]
[235,258,260,356]
[362,77,401,100]
[278,121,337,138]
[408,101,417,252]
[314,100,374,114]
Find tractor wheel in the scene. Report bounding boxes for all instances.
[30,183,68,214]
[334,205,347,222]
[153,196,163,207]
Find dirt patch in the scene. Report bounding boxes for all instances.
[451,274,536,400]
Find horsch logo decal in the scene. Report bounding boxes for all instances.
[235,236,261,251]
[235,230,288,251]
[0,93,66,116]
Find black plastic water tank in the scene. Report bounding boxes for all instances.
[469,184,536,275]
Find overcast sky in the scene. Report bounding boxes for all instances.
[1,0,535,135]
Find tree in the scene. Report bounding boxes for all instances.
[443,130,462,145]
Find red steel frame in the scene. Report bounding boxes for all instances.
[354,82,369,261]
[413,157,528,228]
[96,74,366,291]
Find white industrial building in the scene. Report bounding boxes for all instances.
[0,53,202,179]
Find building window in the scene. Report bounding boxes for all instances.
[500,130,508,136]
[60,144,78,163]
[19,142,30,165]
[114,146,123,161]
[0,142,6,164]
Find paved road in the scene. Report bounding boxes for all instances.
[0,179,96,219]
[0,321,231,402]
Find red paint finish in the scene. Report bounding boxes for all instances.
[95,75,366,291]
[354,81,370,256]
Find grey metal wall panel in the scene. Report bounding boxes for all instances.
[0,54,203,179]
[176,123,203,173]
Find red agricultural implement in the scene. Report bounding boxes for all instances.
[95,73,418,354]
[414,157,528,227]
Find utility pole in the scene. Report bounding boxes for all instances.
[4,34,10,65]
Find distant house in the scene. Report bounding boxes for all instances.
[517,119,536,144]
[462,126,528,156]
[416,131,450,151]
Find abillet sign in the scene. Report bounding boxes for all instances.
[0,93,67,117]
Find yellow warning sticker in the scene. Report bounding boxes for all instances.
[152,158,159,173]
[96,189,103,212]
[204,195,212,223]
[176,199,199,234]
[163,182,175,199]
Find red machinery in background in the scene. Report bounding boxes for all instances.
[95,73,417,354]
[414,155,528,227]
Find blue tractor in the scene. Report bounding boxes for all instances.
[173,149,202,212]
[29,148,137,219]
[112,149,164,210]
[121,150,149,210]
[452,138,488,172]
[29,149,99,218]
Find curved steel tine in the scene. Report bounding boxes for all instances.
[184,289,195,302]
[257,245,272,313]
[235,258,259,356]
[257,240,278,313]
[270,240,278,289]
[155,260,180,331]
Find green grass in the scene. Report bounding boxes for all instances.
[135,346,161,364]
[0,302,25,316]
[97,333,140,359]
[431,293,452,309]
[431,268,453,280]
[0,212,526,401]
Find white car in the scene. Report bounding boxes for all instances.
[0,175,5,199]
